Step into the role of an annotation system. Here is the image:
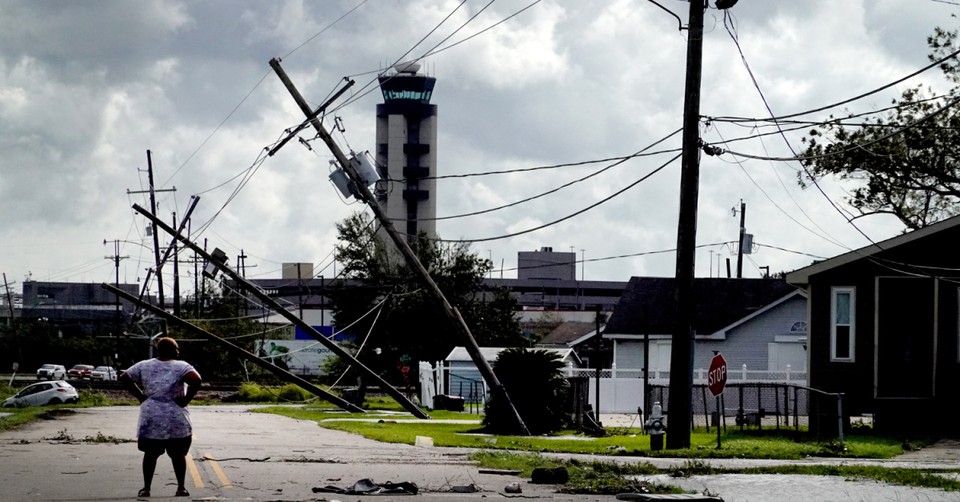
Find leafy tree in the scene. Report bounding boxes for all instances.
[799,28,960,230]
[483,348,570,435]
[328,212,526,385]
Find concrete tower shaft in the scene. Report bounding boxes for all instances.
[375,64,438,252]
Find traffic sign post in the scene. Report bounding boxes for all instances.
[708,353,727,448]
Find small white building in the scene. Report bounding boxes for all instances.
[438,346,581,402]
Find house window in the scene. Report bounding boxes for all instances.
[790,321,807,333]
[831,287,855,362]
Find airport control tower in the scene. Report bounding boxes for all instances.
[375,61,438,250]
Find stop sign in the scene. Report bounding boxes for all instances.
[707,353,727,397]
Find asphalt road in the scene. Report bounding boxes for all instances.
[1,405,959,501]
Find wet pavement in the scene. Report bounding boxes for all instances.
[1,406,959,501]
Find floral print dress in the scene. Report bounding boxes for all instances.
[124,359,199,440]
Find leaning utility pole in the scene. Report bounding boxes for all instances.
[131,203,429,419]
[103,283,363,413]
[269,58,529,435]
[668,0,706,450]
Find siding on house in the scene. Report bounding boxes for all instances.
[612,293,807,375]
[787,213,960,435]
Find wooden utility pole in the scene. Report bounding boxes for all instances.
[127,150,176,309]
[172,212,181,316]
[668,0,706,450]
[103,239,129,324]
[269,58,529,435]
[2,273,15,326]
[736,200,746,279]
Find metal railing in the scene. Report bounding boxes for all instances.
[646,382,844,440]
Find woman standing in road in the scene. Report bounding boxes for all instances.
[120,337,202,498]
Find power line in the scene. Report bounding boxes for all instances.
[705,37,960,124]
[280,0,372,60]
[413,129,682,223]
[438,153,680,243]
[383,146,681,181]
[720,9,883,254]
[719,95,960,163]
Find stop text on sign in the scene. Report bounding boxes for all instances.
[708,365,726,387]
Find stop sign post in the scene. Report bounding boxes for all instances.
[707,353,727,448]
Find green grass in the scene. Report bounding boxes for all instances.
[252,404,960,494]
[255,405,905,459]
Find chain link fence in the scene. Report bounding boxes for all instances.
[646,383,844,438]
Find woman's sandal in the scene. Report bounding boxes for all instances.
[175,487,190,497]
[137,487,150,497]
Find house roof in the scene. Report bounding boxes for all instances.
[537,321,598,347]
[712,289,806,337]
[603,277,796,336]
[445,346,581,366]
[786,213,960,286]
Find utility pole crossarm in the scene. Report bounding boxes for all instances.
[268,58,529,435]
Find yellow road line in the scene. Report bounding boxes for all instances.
[186,451,205,489]
[204,452,232,488]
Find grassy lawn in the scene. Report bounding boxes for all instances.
[250,399,960,495]
[255,404,906,459]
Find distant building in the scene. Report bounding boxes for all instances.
[281,262,314,280]
[246,247,626,343]
[3,281,143,336]
[518,247,576,281]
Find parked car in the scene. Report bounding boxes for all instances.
[67,364,94,380]
[36,364,67,380]
[89,366,117,381]
[2,381,79,408]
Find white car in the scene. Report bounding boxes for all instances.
[36,364,67,380]
[2,381,79,408]
[89,366,117,381]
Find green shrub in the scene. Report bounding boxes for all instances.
[77,390,110,406]
[237,383,274,402]
[483,348,569,435]
[277,383,311,402]
[236,382,313,403]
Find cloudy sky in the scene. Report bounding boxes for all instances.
[1,0,956,294]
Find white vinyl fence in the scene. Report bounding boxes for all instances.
[423,362,806,414]
[564,365,807,413]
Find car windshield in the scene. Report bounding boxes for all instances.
[94,367,110,371]
[41,364,56,369]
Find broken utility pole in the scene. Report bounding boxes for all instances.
[131,203,429,419]
[269,58,530,435]
[102,283,363,413]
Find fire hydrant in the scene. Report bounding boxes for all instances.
[644,401,666,450]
